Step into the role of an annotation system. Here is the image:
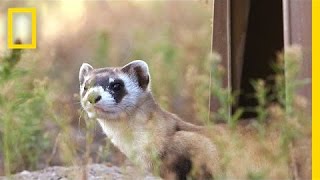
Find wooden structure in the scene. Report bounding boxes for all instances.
[212,0,311,117]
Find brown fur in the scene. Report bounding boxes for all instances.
[126,92,220,179]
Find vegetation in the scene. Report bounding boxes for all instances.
[0,43,50,174]
[0,1,310,179]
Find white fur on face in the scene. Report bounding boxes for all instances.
[80,72,147,120]
[118,73,144,108]
[81,85,122,119]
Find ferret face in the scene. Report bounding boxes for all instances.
[79,60,150,120]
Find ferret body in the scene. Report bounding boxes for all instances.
[79,60,219,179]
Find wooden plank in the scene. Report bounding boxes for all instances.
[283,0,312,113]
[211,0,231,118]
[283,2,311,180]
[230,0,250,92]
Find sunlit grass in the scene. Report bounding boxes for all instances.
[0,1,310,179]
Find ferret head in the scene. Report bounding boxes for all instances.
[79,60,151,120]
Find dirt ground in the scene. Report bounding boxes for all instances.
[0,164,159,180]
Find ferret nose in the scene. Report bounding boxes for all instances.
[88,93,102,104]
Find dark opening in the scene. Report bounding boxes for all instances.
[236,0,284,118]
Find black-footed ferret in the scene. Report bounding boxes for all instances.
[79,60,219,179]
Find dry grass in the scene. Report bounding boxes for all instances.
[0,1,310,179]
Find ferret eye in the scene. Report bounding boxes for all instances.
[84,85,88,91]
[110,82,122,91]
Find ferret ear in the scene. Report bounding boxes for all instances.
[79,63,93,84]
[121,60,150,90]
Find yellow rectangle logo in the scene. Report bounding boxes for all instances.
[7,8,37,49]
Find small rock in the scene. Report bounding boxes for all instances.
[0,164,160,180]
[20,171,30,175]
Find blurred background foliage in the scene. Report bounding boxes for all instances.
[0,1,310,179]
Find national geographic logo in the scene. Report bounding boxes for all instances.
[7,8,37,49]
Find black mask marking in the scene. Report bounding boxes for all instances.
[83,71,127,104]
[108,79,127,103]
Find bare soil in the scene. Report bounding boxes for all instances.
[0,164,159,180]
